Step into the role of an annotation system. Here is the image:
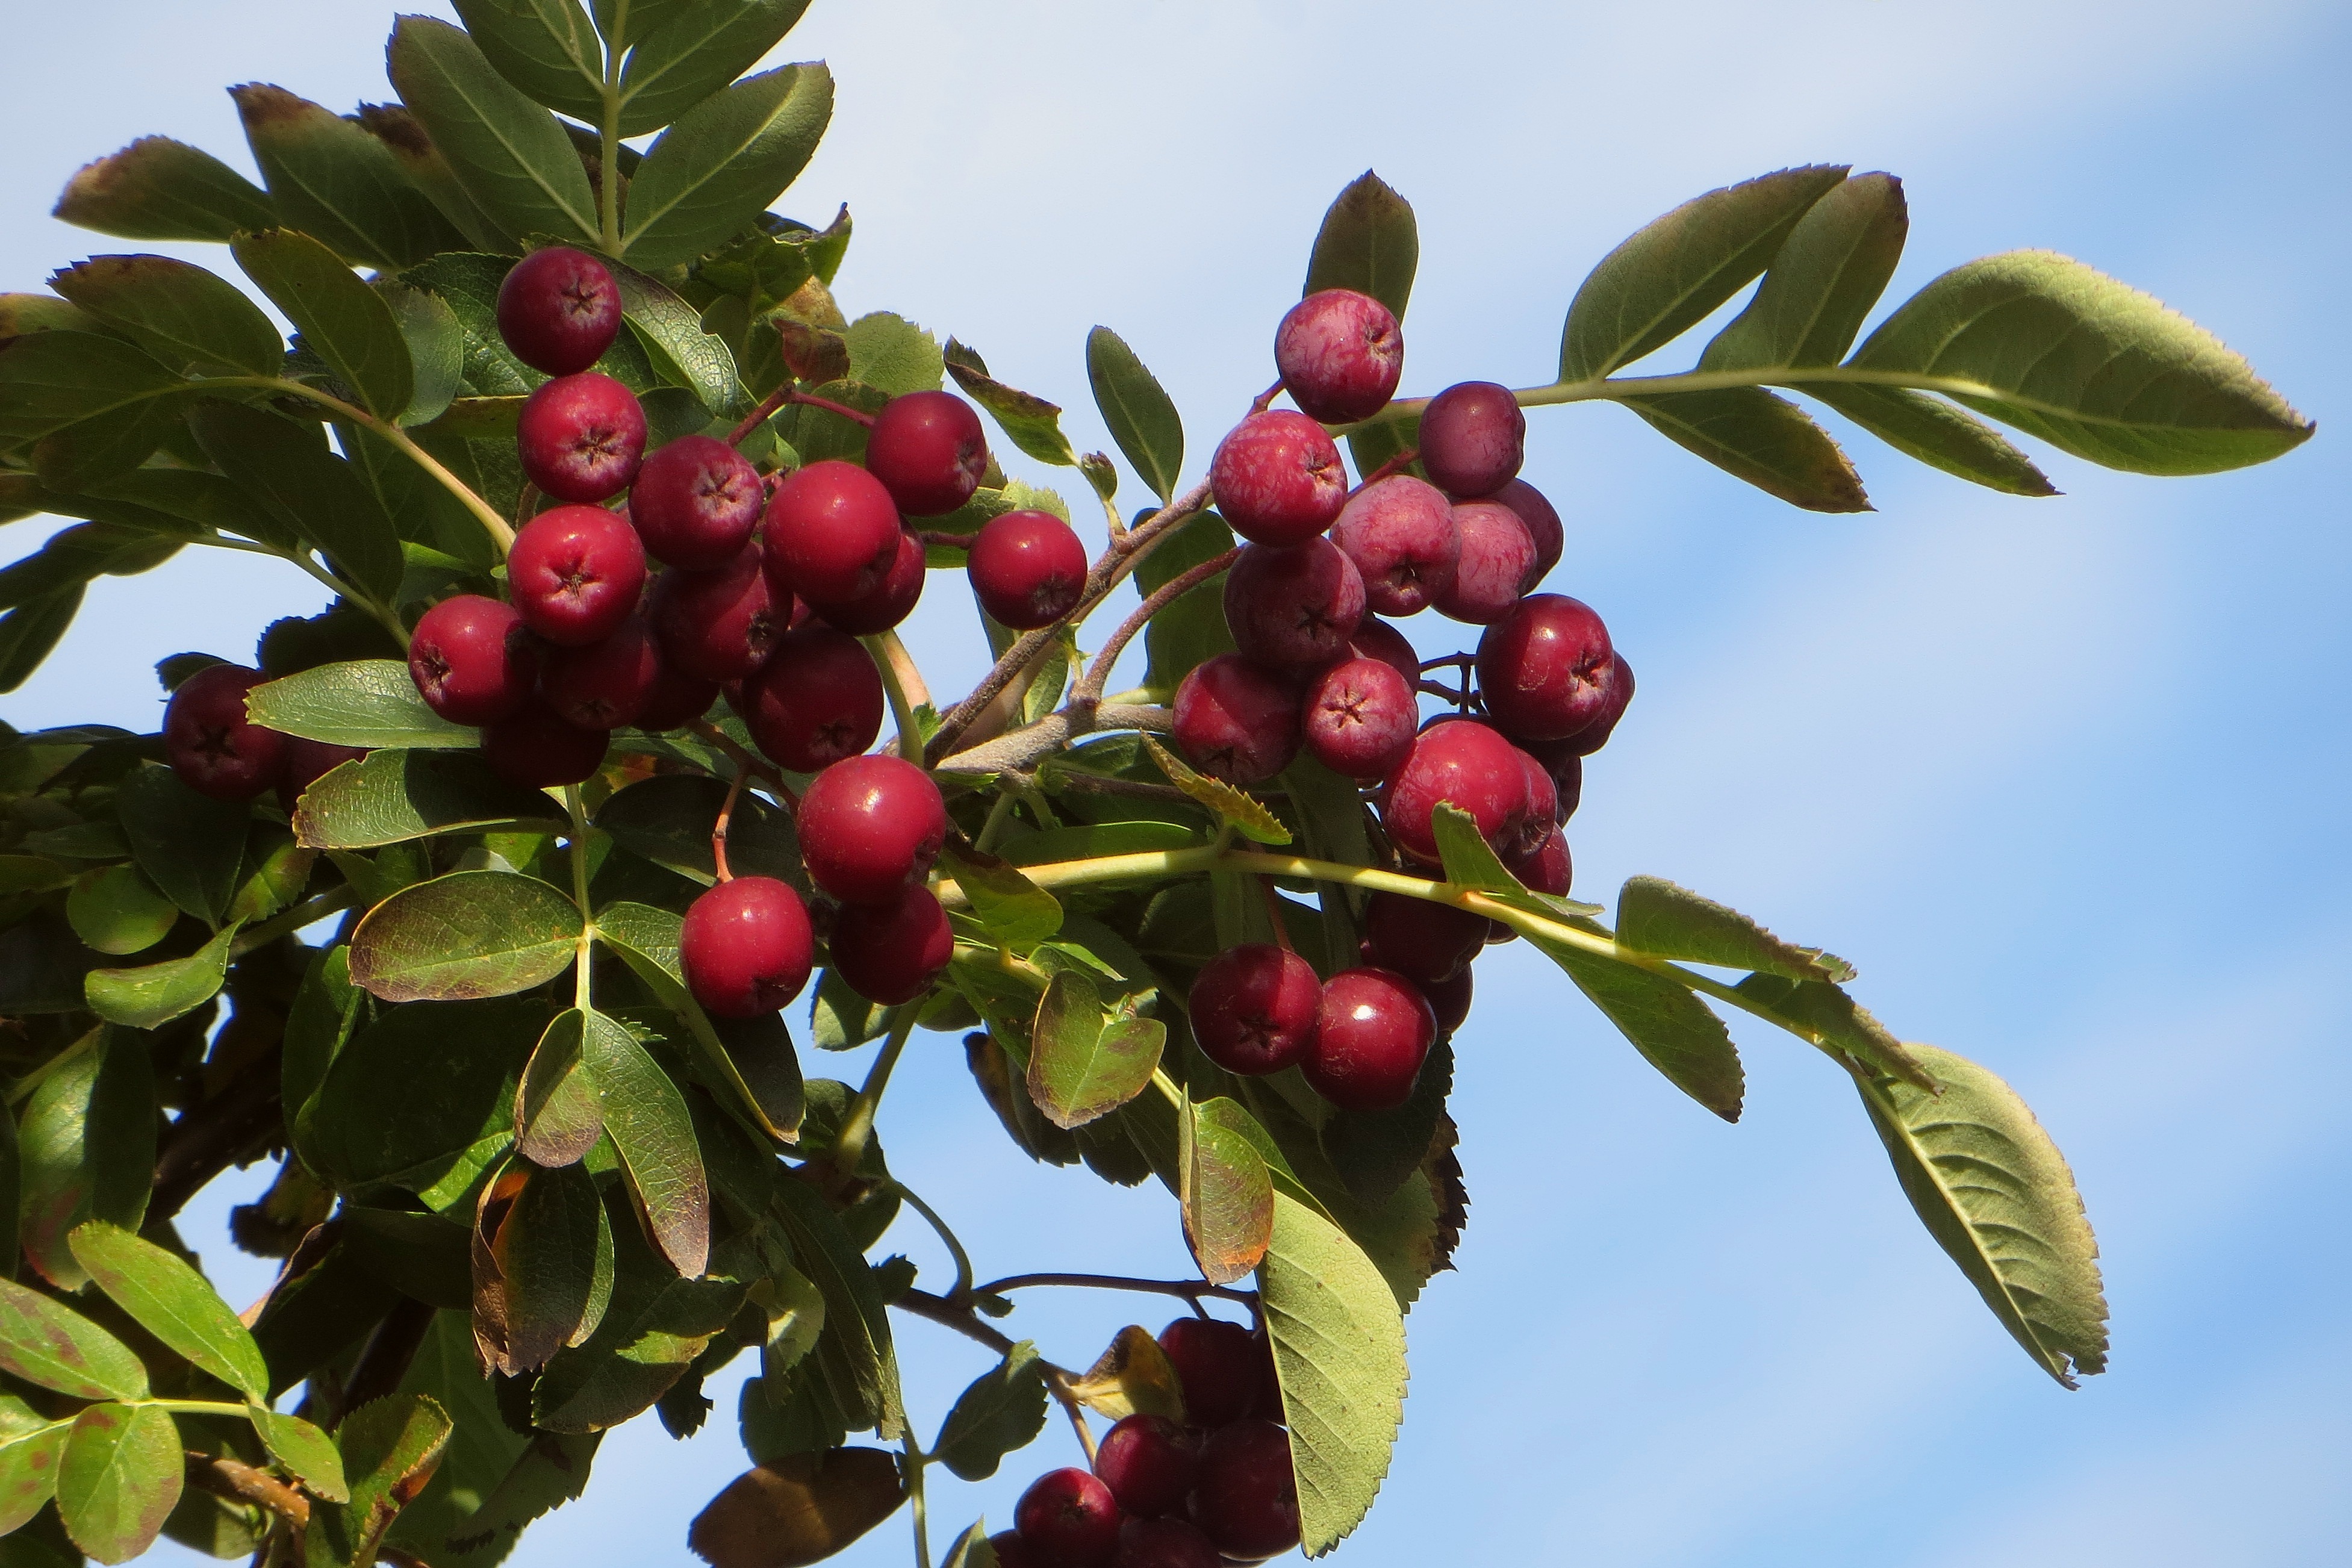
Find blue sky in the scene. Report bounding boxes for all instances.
[4,2,2345,1564]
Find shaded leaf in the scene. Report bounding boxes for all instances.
[1085,327,1182,503]
[940,849,1060,953]
[532,1190,741,1431]
[284,946,364,1175]
[231,228,414,420]
[16,1031,156,1289]
[0,1280,147,1401]
[1062,1324,1184,1423]
[294,748,565,849]
[248,659,479,750]
[381,284,466,426]
[311,998,539,1200]
[188,401,408,605]
[53,137,275,243]
[688,1448,904,1568]
[1180,1097,1274,1286]
[349,869,583,1003]
[49,255,283,377]
[1702,172,1908,371]
[932,1342,1046,1482]
[1808,383,2058,497]
[55,1402,181,1564]
[229,84,465,269]
[478,1159,605,1372]
[1143,736,1287,844]
[112,762,247,925]
[83,924,236,1030]
[596,773,800,888]
[1614,875,1855,983]
[0,588,87,694]
[516,1009,604,1167]
[340,1207,474,1312]
[768,1178,897,1438]
[1527,933,1744,1121]
[622,63,834,271]
[1027,969,1163,1131]
[431,1428,601,1567]
[578,1007,709,1277]
[67,1221,270,1400]
[0,331,188,449]
[388,16,600,245]
[311,1393,452,1568]
[1302,169,1417,323]
[944,340,1078,467]
[1620,387,1870,512]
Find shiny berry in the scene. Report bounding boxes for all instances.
[1156,1318,1258,1428]
[1189,944,1320,1075]
[1431,499,1535,625]
[1187,1420,1301,1561]
[276,736,366,814]
[1094,1414,1198,1519]
[494,246,620,376]
[480,700,608,789]
[1475,593,1616,741]
[797,754,945,906]
[1421,966,1473,1035]
[1274,288,1402,423]
[1493,477,1563,586]
[1221,538,1364,670]
[1417,380,1524,498]
[764,458,901,603]
[1362,891,1488,985]
[741,626,883,772]
[1381,717,1529,864]
[517,372,645,503]
[627,434,761,570]
[968,509,1087,630]
[1348,615,1421,690]
[409,595,537,724]
[1110,1517,1219,1568]
[805,529,923,634]
[163,663,283,801]
[1302,655,1416,780]
[540,615,662,730]
[649,546,781,683]
[680,876,814,1017]
[1305,966,1435,1110]
[1170,655,1299,787]
[1330,474,1457,617]
[828,885,954,1005]
[508,505,646,647]
[1562,653,1634,756]
[1209,410,1347,546]
[865,390,988,516]
[1015,1468,1123,1568]
[1505,826,1572,896]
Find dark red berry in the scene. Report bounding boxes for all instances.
[1516,735,1584,821]
[1475,593,1616,741]
[968,509,1087,630]
[827,885,954,1005]
[804,528,923,634]
[989,1531,1049,1568]
[1188,944,1320,1075]
[1015,1467,1123,1568]
[1362,891,1487,985]
[1274,288,1403,423]
[1170,655,1299,787]
[1431,499,1535,625]
[517,372,645,503]
[1512,746,1558,854]
[1302,656,1416,780]
[764,458,901,603]
[1418,380,1525,499]
[163,664,283,801]
[1221,538,1364,670]
[1348,615,1421,690]
[1305,966,1435,1110]
[1380,717,1529,864]
[1187,1420,1300,1561]
[1330,475,1457,617]
[632,661,719,733]
[1505,826,1572,896]
[865,390,988,516]
[649,546,780,683]
[1421,966,1473,1034]
[409,594,537,724]
[741,626,883,772]
[796,753,945,906]
[1245,1329,1282,1423]
[627,434,761,570]
[1493,477,1563,586]
[1094,1414,1198,1519]
[1110,1517,1219,1568]
[541,615,661,730]
[276,736,366,814]
[508,505,646,647]
[680,876,814,1017]
[494,246,620,376]
[1156,1318,1257,1428]
[1561,653,1633,757]
[480,700,609,789]
[1209,410,1346,546]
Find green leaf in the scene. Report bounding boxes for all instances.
[248,659,479,750]
[768,1178,898,1438]
[311,1393,453,1568]
[48,255,282,378]
[112,762,246,925]
[229,84,467,269]
[311,999,539,1200]
[686,1448,904,1568]
[397,252,537,396]
[187,402,408,605]
[66,1221,270,1401]
[338,1207,473,1311]
[0,1280,148,1401]
[1084,327,1183,503]
[997,821,1195,867]
[293,748,565,849]
[65,865,178,957]
[358,102,521,256]
[1257,1192,1406,1555]
[612,261,750,417]
[1134,510,1237,697]
[932,1342,1047,1482]
[841,311,941,398]
[940,1518,995,1568]
[617,0,815,137]
[1806,383,2058,497]
[621,63,835,270]
[250,1408,348,1504]
[594,901,804,1142]
[940,849,1061,953]
[1180,1097,1274,1286]
[1302,169,1418,323]
[1860,1044,2108,1385]
[284,946,364,1174]
[944,340,1080,468]
[1560,164,1850,381]
[449,0,606,122]
[1143,736,1288,844]
[0,331,188,448]
[480,1158,607,1372]
[0,589,87,693]
[381,284,466,427]
[596,774,800,886]
[1734,972,1934,1090]
[1620,387,1870,512]
[1615,876,1856,983]
[231,228,414,421]
[55,1403,181,1564]
[1527,932,1744,1121]
[16,1031,157,1288]
[430,1428,600,1566]
[0,1414,71,1537]
[532,1190,742,1431]
[389,16,601,246]
[53,137,276,243]
[516,1009,605,1167]
[1849,249,2314,474]
[578,1007,709,1277]
[1026,969,1163,1132]
[350,868,583,1002]
[1701,172,1907,372]
[84,924,236,1030]
[0,1114,16,1286]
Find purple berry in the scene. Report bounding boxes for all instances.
[1417,380,1524,499]
[1274,288,1402,423]
[495,246,620,376]
[627,434,762,570]
[1170,655,1300,787]
[1430,499,1535,625]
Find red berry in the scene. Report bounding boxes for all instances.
[1418,380,1524,499]
[1301,655,1416,780]
[409,594,537,725]
[517,372,645,503]
[1110,1517,1219,1568]
[627,434,761,570]
[276,736,366,814]
[1431,499,1535,625]
[508,505,646,647]
[1493,477,1563,586]
[796,754,945,906]
[764,458,901,603]
[1361,891,1487,985]
[1156,1318,1257,1428]
[804,528,924,634]
[1187,1420,1300,1561]
[1421,966,1473,1034]
[163,664,284,801]
[968,509,1087,630]
[1516,735,1585,820]
[828,885,954,1005]
[1245,1328,1282,1423]
[1209,411,1346,546]
[741,626,883,773]
[1015,1467,1123,1568]
[1222,538,1364,670]
[1330,474,1457,617]
[480,700,608,789]
[1511,746,1558,854]
[632,661,719,733]
[1504,826,1572,896]
[1094,1414,1199,1519]
[1380,717,1529,864]
[1561,653,1634,757]
[989,1531,1049,1568]
[649,546,781,683]
[494,246,620,376]
[1305,966,1434,1110]
[1170,655,1299,788]
[1274,288,1402,423]
[1347,615,1421,689]
[680,876,814,1017]
[865,390,988,516]
[1475,593,1616,741]
[1188,944,1319,1075]
[540,615,662,730]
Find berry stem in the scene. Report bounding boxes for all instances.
[886,1178,975,1302]
[597,0,627,254]
[710,765,747,883]
[1256,877,1295,952]
[689,721,800,810]
[1065,546,1240,719]
[248,378,517,554]
[1351,445,1421,491]
[1249,378,1284,415]
[564,785,595,1012]
[862,630,930,765]
[969,1272,1257,1307]
[833,1003,919,1181]
[723,379,877,447]
[913,530,973,550]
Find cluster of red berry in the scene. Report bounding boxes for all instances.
[996,1317,1296,1568]
[1171,288,1632,1110]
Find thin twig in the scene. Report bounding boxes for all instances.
[1249,379,1284,415]
[892,1286,1095,1458]
[725,384,874,447]
[971,1272,1258,1305]
[186,1453,309,1531]
[689,721,800,810]
[1066,547,1240,718]
[932,703,1172,778]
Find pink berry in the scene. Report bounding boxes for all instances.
[409,594,537,725]
[764,458,901,604]
[649,546,781,684]
[163,664,283,801]
[1188,944,1321,1075]
[1094,1414,1199,1520]
[1492,477,1563,586]
[1187,1420,1301,1561]
[540,614,662,730]
[517,372,645,503]
[1417,380,1524,499]
[1474,593,1616,741]
[864,390,988,516]
[507,504,646,647]
[1016,1467,1123,1568]
[1156,1318,1258,1428]
[829,885,953,1004]
[1380,717,1530,865]
[968,509,1087,630]
[1221,537,1365,670]
[1348,615,1422,690]
[741,626,883,773]
[680,876,814,1017]
[480,700,608,789]
[796,754,946,906]
[1362,891,1488,985]
[494,247,620,377]
[1209,410,1347,546]
[1274,288,1403,423]
[1170,655,1300,787]
[1304,966,1435,1111]
[804,528,924,635]
[1431,500,1535,625]
[627,434,761,570]
[1302,655,1416,780]
[1330,474,1457,617]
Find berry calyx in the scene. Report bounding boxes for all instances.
[1015,1467,1124,1568]
[796,753,946,906]
[1361,891,1489,984]
[1493,476,1563,585]
[865,390,988,516]
[1417,379,1525,498]
[506,504,646,647]
[1156,1317,1258,1428]
[968,509,1087,630]
[1221,537,1366,670]
[1188,944,1320,1075]
[1304,966,1435,1110]
[1381,717,1530,864]
[1431,499,1535,624]
[627,434,762,570]
[1209,410,1347,546]
[479,700,609,789]
[516,372,646,503]
[648,545,781,683]
[494,246,620,377]
[1330,474,1458,617]
[803,527,924,634]
[163,663,283,801]
[827,885,954,1005]
[680,876,815,1017]
[1110,1517,1219,1568]
[1170,655,1300,787]
[1092,1414,1198,1519]
[408,594,537,725]
[1187,1420,1301,1561]
[763,458,901,604]
[1274,288,1403,423]
[1474,593,1616,741]
[741,626,884,772]
[540,614,662,730]
[1302,655,1416,780]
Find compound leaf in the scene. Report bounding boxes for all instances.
[389,16,600,246]
[1620,387,1869,512]
[618,0,815,137]
[1702,172,1908,371]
